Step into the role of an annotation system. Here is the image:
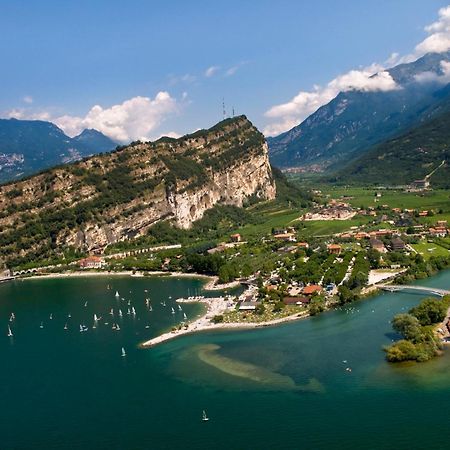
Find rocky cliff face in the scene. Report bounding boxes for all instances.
[0,116,275,264]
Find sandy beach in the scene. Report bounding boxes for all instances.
[140,297,309,348]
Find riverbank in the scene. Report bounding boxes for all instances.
[140,296,309,348]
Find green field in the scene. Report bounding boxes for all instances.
[313,187,450,211]
[410,241,450,260]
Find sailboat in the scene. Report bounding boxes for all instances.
[64,323,68,330]
[49,314,53,320]
[161,301,166,307]
[9,312,15,322]
[40,321,44,329]
[79,325,84,333]
[121,347,126,357]
[127,308,131,315]
[94,314,100,322]
[178,305,182,311]
[171,307,175,314]
[116,323,121,331]
[112,323,117,330]
[131,306,136,315]
[84,301,88,307]
[183,313,187,320]
[7,325,13,337]
[110,308,114,315]
[119,309,123,317]
[115,291,120,298]
[202,410,209,422]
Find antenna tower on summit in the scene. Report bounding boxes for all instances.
[222,98,226,120]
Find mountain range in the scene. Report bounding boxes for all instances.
[268,51,450,171]
[0,119,117,183]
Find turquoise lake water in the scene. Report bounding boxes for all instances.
[1,272,450,449]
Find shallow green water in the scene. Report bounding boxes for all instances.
[1,272,450,449]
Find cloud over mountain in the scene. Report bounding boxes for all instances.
[264,5,450,136]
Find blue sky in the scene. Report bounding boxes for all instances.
[1,0,450,141]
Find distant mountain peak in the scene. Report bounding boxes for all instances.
[0,119,117,183]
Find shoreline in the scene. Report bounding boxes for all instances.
[18,270,241,291]
[140,296,309,348]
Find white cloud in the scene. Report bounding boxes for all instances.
[415,6,450,56]
[414,60,450,83]
[263,66,399,135]
[6,108,50,121]
[22,96,33,104]
[168,73,197,85]
[204,65,220,77]
[52,92,179,142]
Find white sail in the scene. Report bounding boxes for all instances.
[121,347,126,357]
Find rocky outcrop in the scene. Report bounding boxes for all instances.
[0,116,275,263]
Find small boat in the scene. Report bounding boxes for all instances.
[168,296,172,299]
[171,307,175,314]
[121,347,126,357]
[110,308,114,315]
[149,305,153,312]
[7,325,13,337]
[116,324,121,331]
[40,321,44,329]
[202,410,209,422]
[64,323,68,330]
[132,307,136,315]
[68,314,72,318]
[145,325,150,329]
[84,301,88,307]
[127,308,131,315]
[9,313,15,321]
[112,323,117,330]
[49,314,53,320]
[94,314,100,322]
[127,300,131,306]
[119,309,123,317]
[161,301,166,307]
[115,291,120,298]
[79,325,84,333]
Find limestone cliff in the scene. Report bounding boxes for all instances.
[0,116,275,264]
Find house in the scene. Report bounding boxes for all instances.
[418,210,429,217]
[391,237,406,251]
[302,285,322,296]
[239,301,259,311]
[273,233,296,242]
[355,232,370,240]
[411,179,430,190]
[296,242,309,249]
[283,296,310,305]
[230,233,241,242]
[429,227,447,238]
[370,238,386,253]
[327,244,342,255]
[79,256,104,269]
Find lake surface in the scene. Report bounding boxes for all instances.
[1,272,450,450]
